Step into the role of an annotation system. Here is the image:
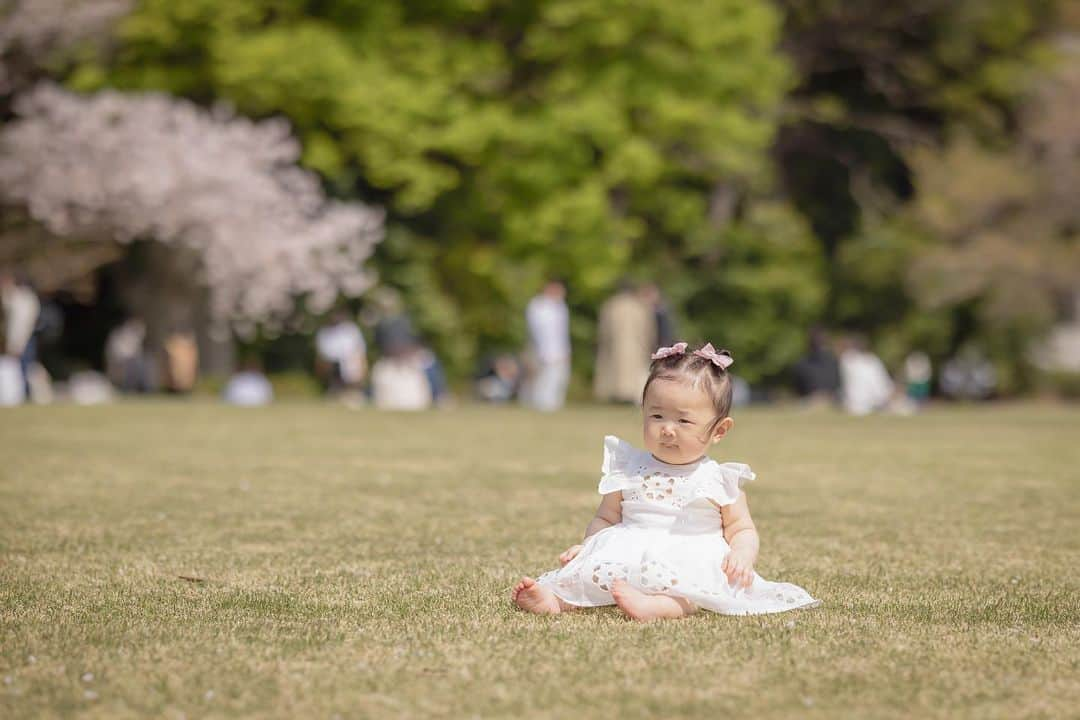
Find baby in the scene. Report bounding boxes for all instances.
[512,342,819,621]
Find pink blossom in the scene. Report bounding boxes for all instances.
[0,84,384,329]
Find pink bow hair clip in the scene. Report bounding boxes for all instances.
[693,343,734,370]
[651,342,688,360]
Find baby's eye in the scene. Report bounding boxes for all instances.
[650,414,663,420]
[679,419,693,424]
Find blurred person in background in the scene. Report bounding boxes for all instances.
[0,354,23,405]
[222,358,274,407]
[522,278,570,411]
[474,353,522,403]
[315,310,367,397]
[373,310,415,361]
[1,269,40,401]
[67,370,115,405]
[162,329,198,394]
[370,333,432,411]
[366,293,447,408]
[730,374,752,409]
[594,280,654,403]
[940,345,997,401]
[416,344,449,406]
[639,282,677,349]
[105,317,150,393]
[838,335,894,415]
[0,295,23,405]
[903,351,933,407]
[792,326,840,407]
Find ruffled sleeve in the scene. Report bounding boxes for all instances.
[598,435,636,494]
[691,460,755,506]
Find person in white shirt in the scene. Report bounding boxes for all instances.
[838,337,895,415]
[371,349,432,411]
[105,318,149,392]
[315,311,367,393]
[1,270,40,401]
[523,279,570,411]
[223,361,274,407]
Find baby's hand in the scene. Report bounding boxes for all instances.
[721,549,754,589]
[558,544,583,566]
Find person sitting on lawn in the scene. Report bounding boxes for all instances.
[512,342,820,621]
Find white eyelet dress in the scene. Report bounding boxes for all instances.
[535,436,820,615]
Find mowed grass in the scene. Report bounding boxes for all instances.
[1,402,1078,719]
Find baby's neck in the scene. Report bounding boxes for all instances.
[650,453,706,467]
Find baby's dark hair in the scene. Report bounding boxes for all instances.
[641,343,735,430]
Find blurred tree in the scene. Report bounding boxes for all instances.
[773,0,1070,394]
[775,0,1056,260]
[832,40,1080,391]
[0,83,384,336]
[0,0,131,100]
[71,0,808,380]
[1,1,384,379]
[650,202,826,383]
[903,47,1080,390]
[832,212,951,368]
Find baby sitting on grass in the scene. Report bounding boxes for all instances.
[513,342,820,621]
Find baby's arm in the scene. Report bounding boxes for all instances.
[559,492,622,565]
[585,491,623,538]
[719,491,759,588]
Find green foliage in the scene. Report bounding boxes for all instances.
[772,1,1068,391]
[833,212,953,370]
[900,132,1078,392]
[75,0,795,379]
[674,203,826,383]
[776,0,1057,247]
[833,90,1080,391]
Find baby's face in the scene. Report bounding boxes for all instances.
[642,378,721,465]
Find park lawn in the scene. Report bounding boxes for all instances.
[1,402,1078,719]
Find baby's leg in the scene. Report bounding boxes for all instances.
[512,576,576,615]
[611,579,696,622]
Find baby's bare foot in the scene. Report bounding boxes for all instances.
[512,576,563,615]
[611,579,693,622]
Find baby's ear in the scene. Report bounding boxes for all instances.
[712,417,735,442]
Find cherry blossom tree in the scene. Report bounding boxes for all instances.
[0,0,131,94]
[0,83,384,333]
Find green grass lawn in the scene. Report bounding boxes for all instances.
[1,402,1078,718]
